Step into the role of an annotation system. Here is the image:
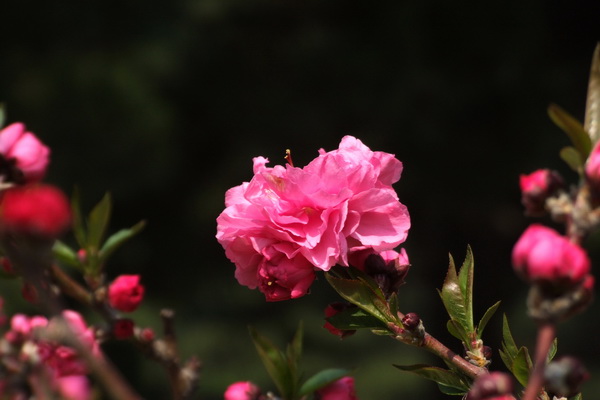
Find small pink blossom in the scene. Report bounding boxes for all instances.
[224,381,261,400]
[0,122,50,183]
[519,169,563,216]
[315,376,358,400]
[108,275,145,312]
[0,184,71,238]
[217,136,410,301]
[512,224,590,287]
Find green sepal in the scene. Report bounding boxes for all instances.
[560,146,584,173]
[548,104,592,160]
[99,220,146,264]
[52,240,82,270]
[87,192,112,253]
[325,268,396,328]
[393,364,470,392]
[249,326,298,400]
[476,300,501,339]
[298,368,352,397]
[326,306,388,331]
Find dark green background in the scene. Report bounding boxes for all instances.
[1,1,600,398]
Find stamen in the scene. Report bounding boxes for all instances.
[284,149,294,167]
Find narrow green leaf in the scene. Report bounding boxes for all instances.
[325,273,393,326]
[52,241,82,269]
[70,188,87,248]
[477,301,501,339]
[439,256,469,333]
[87,192,112,251]
[457,245,475,333]
[547,338,558,363]
[326,307,387,330]
[437,383,468,396]
[560,146,584,172]
[446,319,468,344]
[345,265,387,300]
[548,103,592,159]
[388,292,400,318]
[298,369,351,396]
[99,220,146,264]
[393,364,470,391]
[249,326,293,399]
[512,347,533,387]
[570,393,583,400]
[0,103,5,128]
[501,314,518,359]
[286,321,303,394]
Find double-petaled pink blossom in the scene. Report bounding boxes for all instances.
[0,122,50,183]
[217,136,410,301]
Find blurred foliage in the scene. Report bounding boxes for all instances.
[1,0,600,399]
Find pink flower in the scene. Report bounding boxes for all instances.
[315,376,358,400]
[217,136,410,301]
[519,169,563,216]
[0,122,50,183]
[108,275,145,312]
[224,381,261,400]
[0,184,71,238]
[512,224,590,287]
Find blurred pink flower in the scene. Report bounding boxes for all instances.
[217,136,410,301]
[519,169,563,216]
[55,375,91,400]
[224,381,260,400]
[512,224,590,287]
[0,122,50,183]
[108,275,145,312]
[315,376,358,400]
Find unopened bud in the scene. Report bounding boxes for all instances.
[401,313,420,331]
[544,356,589,398]
[113,319,135,340]
[466,372,514,400]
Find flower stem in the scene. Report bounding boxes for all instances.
[522,322,556,400]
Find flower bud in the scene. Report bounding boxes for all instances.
[323,302,356,339]
[108,275,145,312]
[544,356,589,398]
[113,319,135,340]
[224,381,261,400]
[465,372,514,400]
[519,169,564,216]
[0,122,50,184]
[401,312,420,331]
[315,376,357,400]
[351,248,410,297]
[512,224,590,289]
[0,185,71,239]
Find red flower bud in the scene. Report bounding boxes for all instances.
[0,185,71,238]
[113,319,134,339]
[108,275,145,312]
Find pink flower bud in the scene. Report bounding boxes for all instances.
[0,122,50,183]
[465,372,514,400]
[519,169,563,216]
[224,381,261,400]
[0,185,71,238]
[323,302,356,339]
[586,140,600,188]
[108,275,145,312]
[315,376,358,400]
[512,224,590,288]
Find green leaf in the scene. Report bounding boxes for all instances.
[70,188,87,248]
[560,146,584,172]
[439,255,469,335]
[446,319,468,344]
[0,103,5,128]
[570,393,583,400]
[52,241,82,269]
[326,307,387,330]
[548,103,592,159]
[393,364,470,391]
[325,273,394,327]
[249,326,295,400]
[500,314,533,387]
[99,220,146,264]
[457,245,474,333]
[477,301,501,339]
[298,369,351,396]
[547,338,558,363]
[501,314,518,359]
[87,192,112,252]
[511,347,533,387]
[285,322,303,396]
[437,383,468,396]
